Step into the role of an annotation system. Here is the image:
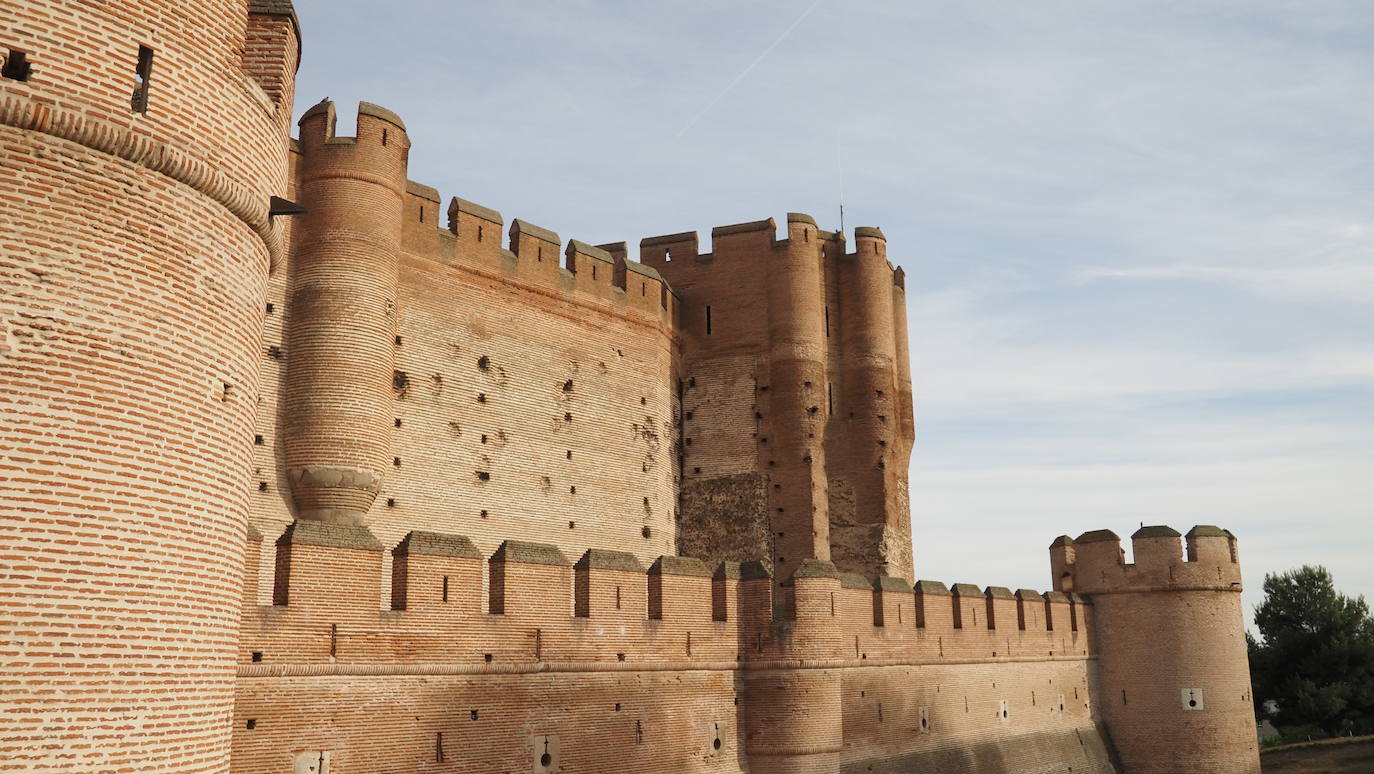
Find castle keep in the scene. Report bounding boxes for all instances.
[0,2,1261,772]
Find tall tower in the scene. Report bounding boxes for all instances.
[645,218,915,587]
[763,214,833,585]
[284,100,408,526]
[833,227,912,580]
[0,1,296,771]
[1051,525,1262,774]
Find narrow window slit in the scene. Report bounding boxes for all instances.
[131,46,154,113]
[2,50,33,82]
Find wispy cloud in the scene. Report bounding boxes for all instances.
[1077,262,1374,303]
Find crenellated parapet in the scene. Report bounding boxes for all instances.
[1051,524,1242,595]
[241,525,1091,670]
[384,174,677,327]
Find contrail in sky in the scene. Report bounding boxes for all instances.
[676,0,828,138]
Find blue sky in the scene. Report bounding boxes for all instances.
[292,0,1374,629]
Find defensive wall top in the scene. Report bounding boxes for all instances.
[246,522,1093,668]
[290,102,902,323]
[1050,524,1242,596]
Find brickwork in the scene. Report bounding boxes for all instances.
[2,3,1261,772]
[234,525,1099,773]
[643,218,914,584]
[0,1,295,770]
[1052,525,1262,774]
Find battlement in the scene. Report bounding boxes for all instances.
[241,525,1093,669]
[634,214,904,292]
[394,176,677,325]
[296,100,409,162]
[288,101,676,328]
[1050,524,1242,596]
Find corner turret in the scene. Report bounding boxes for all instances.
[285,100,410,525]
[1050,525,1259,774]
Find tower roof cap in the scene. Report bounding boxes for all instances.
[1075,529,1120,544]
[1132,525,1182,539]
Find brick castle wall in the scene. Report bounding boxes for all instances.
[232,524,1110,773]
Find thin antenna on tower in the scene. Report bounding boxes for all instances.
[836,132,846,234]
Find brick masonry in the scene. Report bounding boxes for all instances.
[0,2,1259,773]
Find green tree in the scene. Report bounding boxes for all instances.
[1249,565,1374,737]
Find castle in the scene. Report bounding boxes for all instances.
[0,2,1262,772]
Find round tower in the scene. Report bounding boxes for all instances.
[284,100,408,525]
[835,227,910,580]
[0,1,295,770]
[764,213,832,584]
[1052,525,1261,774]
[742,559,845,774]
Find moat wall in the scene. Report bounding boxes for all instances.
[232,526,1110,773]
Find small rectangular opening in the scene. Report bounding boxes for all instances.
[131,45,154,113]
[442,575,449,602]
[705,305,712,335]
[2,50,32,82]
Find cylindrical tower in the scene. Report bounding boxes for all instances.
[764,213,832,585]
[1053,525,1261,774]
[742,559,845,774]
[835,227,909,580]
[284,100,408,525]
[0,1,295,770]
